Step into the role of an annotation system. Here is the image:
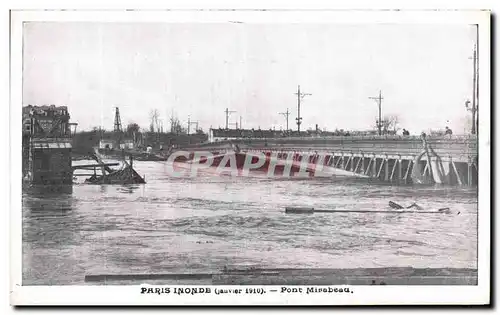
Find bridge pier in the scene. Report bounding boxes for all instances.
[384,158,390,181]
[389,159,397,182]
[402,159,412,184]
[451,160,463,185]
[397,159,402,184]
[317,152,477,186]
[375,158,383,180]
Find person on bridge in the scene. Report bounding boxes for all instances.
[445,126,453,135]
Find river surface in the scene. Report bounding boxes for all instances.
[22,161,478,285]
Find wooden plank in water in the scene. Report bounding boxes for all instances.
[72,163,120,170]
[73,174,101,176]
[285,207,452,214]
[85,273,213,282]
[284,207,314,214]
[313,210,449,214]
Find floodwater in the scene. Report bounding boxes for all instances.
[22,161,478,285]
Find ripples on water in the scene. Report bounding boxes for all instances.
[22,161,478,285]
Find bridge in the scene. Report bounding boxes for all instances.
[179,135,478,186]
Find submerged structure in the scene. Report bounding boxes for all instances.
[22,105,76,185]
[75,149,145,184]
[22,105,146,186]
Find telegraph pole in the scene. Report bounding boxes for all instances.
[279,108,291,132]
[239,116,242,130]
[225,108,236,129]
[187,116,199,134]
[467,25,479,135]
[294,85,311,133]
[471,44,477,135]
[369,90,384,136]
[476,24,479,131]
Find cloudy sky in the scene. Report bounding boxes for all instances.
[23,22,477,134]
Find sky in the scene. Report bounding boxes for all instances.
[23,22,477,134]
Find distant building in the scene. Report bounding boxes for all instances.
[99,138,134,150]
[120,139,134,150]
[99,139,117,150]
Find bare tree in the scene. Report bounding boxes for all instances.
[170,116,179,133]
[376,115,400,135]
[126,122,141,145]
[149,109,160,133]
[126,122,140,135]
[169,115,187,134]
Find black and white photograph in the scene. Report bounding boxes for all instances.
[10,9,490,305]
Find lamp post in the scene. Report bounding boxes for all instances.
[69,123,78,137]
[465,100,477,135]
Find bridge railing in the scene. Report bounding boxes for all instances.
[208,134,477,142]
[178,134,477,159]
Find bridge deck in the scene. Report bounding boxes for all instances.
[181,135,478,163]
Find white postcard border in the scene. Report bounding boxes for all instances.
[9,9,491,306]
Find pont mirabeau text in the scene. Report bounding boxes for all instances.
[281,287,352,294]
[306,287,351,294]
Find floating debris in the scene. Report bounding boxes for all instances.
[75,148,146,185]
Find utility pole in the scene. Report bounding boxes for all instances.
[294,85,311,133]
[279,108,291,132]
[369,90,384,136]
[467,25,479,135]
[225,108,236,129]
[239,116,242,130]
[476,24,479,132]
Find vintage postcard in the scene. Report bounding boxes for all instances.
[10,9,490,306]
